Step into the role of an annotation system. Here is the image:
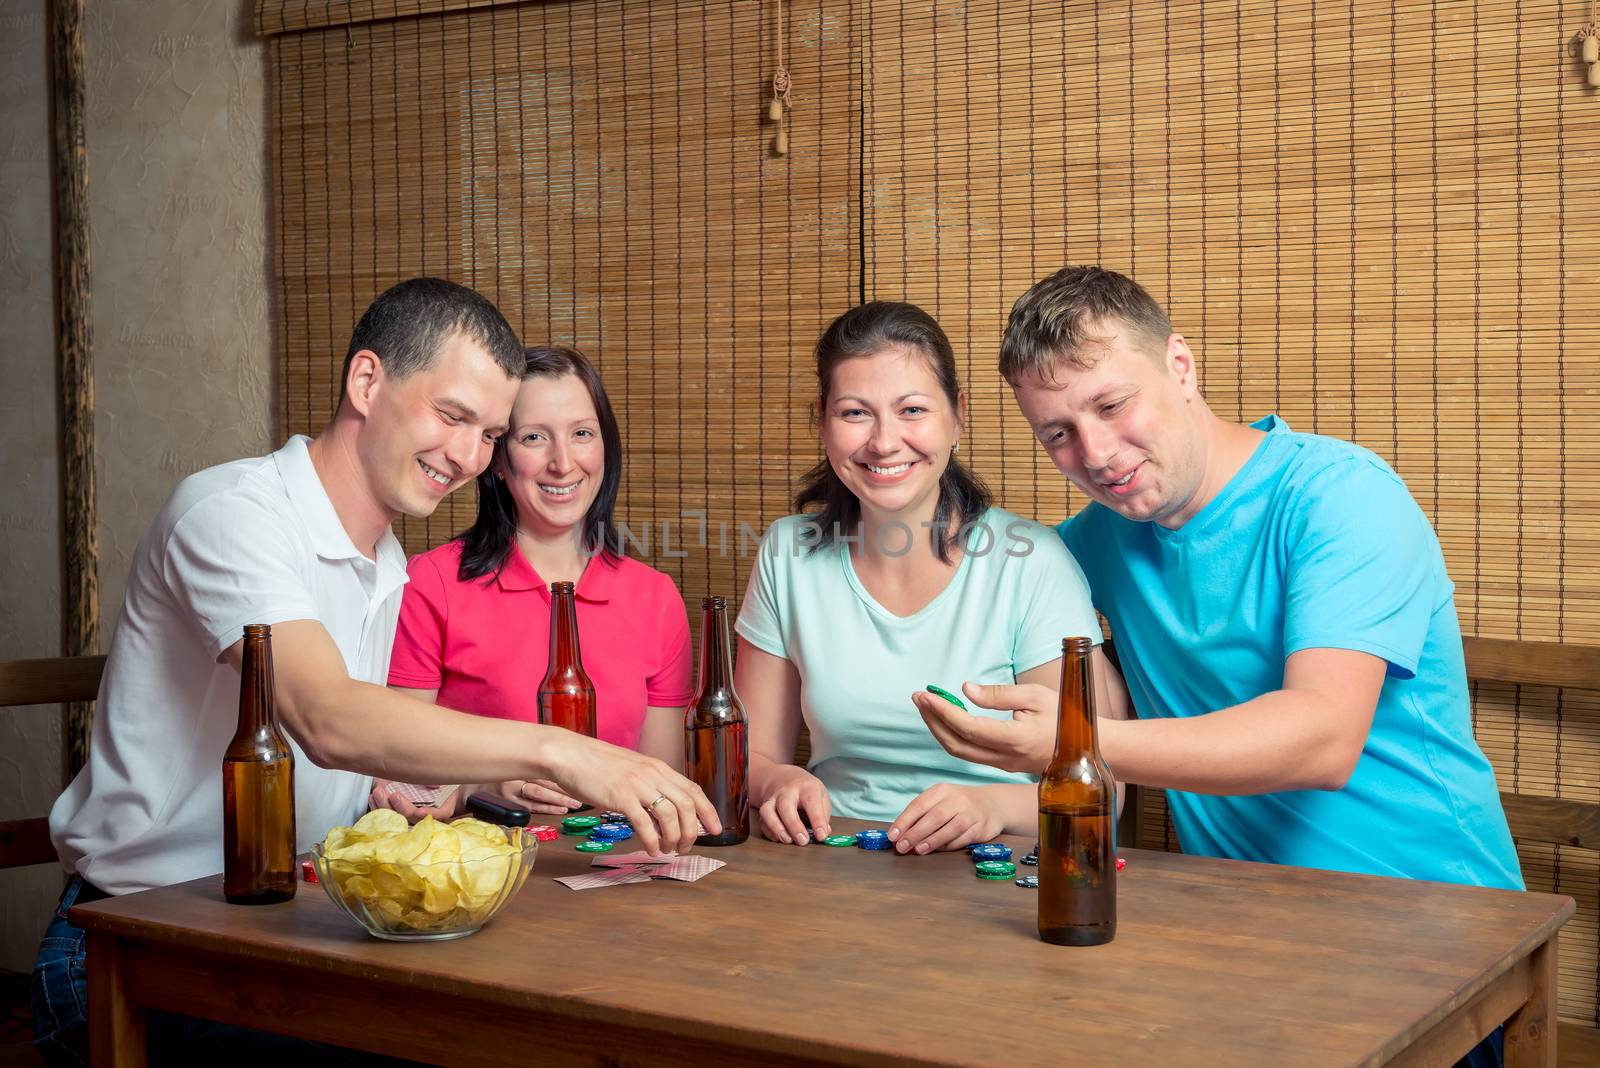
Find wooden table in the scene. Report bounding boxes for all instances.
[72,819,1574,1067]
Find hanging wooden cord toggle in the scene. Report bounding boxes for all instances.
[768,0,792,154]
[1579,0,1600,86]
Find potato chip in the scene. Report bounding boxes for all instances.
[318,811,527,933]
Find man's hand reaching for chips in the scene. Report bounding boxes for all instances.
[534,729,721,856]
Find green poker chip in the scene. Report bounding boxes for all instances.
[925,684,967,711]
[974,860,1016,879]
[574,840,614,853]
[821,834,857,847]
[562,815,601,831]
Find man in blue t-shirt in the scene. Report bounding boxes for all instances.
[916,265,1520,1063]
[918,266,1521,888]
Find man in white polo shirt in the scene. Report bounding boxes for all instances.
[34,278,718,1065]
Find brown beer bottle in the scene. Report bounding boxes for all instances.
[223,624,296,904]
[684,596,749,846]
[1038,636,1115,945]
[538,581,597,737]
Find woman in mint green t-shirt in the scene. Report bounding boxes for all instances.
[734,302,1110,854]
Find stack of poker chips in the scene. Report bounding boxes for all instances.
[855,828,892,851]
[527,824,560,843]
[565,810,636,853]
[1019,841,1039,866]
[968,842,1017,881]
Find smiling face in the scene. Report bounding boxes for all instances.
[352,330,518,521]
[1011,323,1210,529]
[497,372,605,542]
[820,344,964,526]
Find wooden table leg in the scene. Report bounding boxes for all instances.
[1502,934,1557,1068]
[87,932,145,1068]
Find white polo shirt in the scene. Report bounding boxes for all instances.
[50,435,409,894]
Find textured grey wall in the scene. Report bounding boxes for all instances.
[0,0,272,974]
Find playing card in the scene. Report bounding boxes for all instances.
[590,851,725,882]
[382,781,459,807]
[556,866,655,891]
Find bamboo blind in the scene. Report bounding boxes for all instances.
[266,0,857,610]
[858,0,1598,1027]
[263,0,1597,1025]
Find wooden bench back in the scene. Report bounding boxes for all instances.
[1462,637,1600,853]
[0,655,105,869]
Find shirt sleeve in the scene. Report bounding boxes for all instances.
[161,494,321,661]
[1282,457,1440,679]
[387,552,451,688]
[646,574,695,706]
[734,521,791,659]
[1008,517,1104,673]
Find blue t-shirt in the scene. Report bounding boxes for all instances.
[1062,416,1523,890]
[738,506,1102,821]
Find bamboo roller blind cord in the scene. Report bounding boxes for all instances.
[1579,0,1600,83]
[769,0,792,154]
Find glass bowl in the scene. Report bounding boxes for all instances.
[310,826,538,941]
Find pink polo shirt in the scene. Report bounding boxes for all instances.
[387,540,694,749]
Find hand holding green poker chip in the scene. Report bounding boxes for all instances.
[924,684,967,711]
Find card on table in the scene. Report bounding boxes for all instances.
[591,851,725,882]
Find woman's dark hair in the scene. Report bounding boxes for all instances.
[794,302,991,562]
[457,346,625,581]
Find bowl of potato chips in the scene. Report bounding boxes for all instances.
[311,808,537,941]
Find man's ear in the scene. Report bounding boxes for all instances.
[1166,334,1199,399]
[344,349,383,416]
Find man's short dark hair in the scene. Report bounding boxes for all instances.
[999,266,1173,386]
[340,278,524,400]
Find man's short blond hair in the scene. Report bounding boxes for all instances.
[999,266,1173,386]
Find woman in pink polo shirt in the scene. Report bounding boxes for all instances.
[380,345,693,817]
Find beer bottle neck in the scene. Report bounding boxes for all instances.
[697,604,734,693]
[1050,648,1099,761]
[237,635,278,736]
[548,589,583,668]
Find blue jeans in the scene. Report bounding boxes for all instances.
[32,876,426,1066]
[30,874,95,1067]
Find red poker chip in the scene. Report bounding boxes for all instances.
[301,860,319,883]
[1115,857,1127,871]
[528,825,559,842]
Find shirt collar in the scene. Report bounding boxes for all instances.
[275,435,365,561]
[274,435,406,577]
[495,545,618,603]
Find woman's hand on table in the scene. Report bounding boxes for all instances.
[889,783,1012,854]
[752,762,832,845]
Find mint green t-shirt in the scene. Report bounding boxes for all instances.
[735,506,1102,822]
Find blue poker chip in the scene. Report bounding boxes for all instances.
[855,829,891,850]
[590,823,634,842]
[967,841,1003,855]
[969,843,1013,862]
